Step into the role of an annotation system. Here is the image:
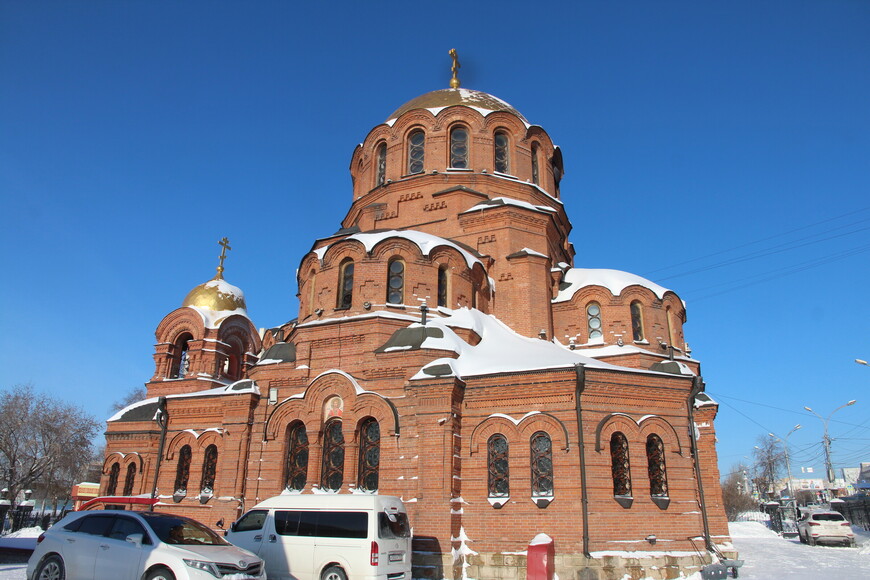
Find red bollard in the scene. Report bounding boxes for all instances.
[527,533,555,580]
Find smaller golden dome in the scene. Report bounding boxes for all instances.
[182,277,247,313]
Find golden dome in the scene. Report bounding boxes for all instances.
[387,88,529,124]
[182,277,247,313]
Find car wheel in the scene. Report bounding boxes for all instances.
[850,539,856,548]
[321,565,348,580]
[35,555,65,580]
[145,567,176,580]
[807,536,816,546]
[799,531,806,544]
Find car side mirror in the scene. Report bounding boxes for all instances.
[125,533,144,547]
[215,518,225,530]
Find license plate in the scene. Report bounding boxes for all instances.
[389,552,403,562]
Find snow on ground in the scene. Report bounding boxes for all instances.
[0,521,868,579]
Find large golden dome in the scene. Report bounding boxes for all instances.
[387,88,528,124]
[182,277,247,312]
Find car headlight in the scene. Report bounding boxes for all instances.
[183,559,221,578]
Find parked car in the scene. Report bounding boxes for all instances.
[225,494,411,580]
[796,510,856,547]
[27,510,266,580]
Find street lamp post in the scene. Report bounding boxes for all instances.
[769,424,801,499]
[803,400,857,487]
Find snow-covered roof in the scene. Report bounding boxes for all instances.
[461,197,557,216]
[313,230,482,269]
[407,308,645,380]
[554,268,675,303]
[107,380,260,422]
[187,305,251,329]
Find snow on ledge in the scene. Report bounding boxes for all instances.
[313,230,483,269]
[554,268,675,303]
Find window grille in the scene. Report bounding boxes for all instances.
[494,132,510,173]
[530,432,554,497]
[106,462,120,496]
[631,301,645,342]
[408,130,425,174]
[587,302,603,341]
[285,422,309,491]
[321,419,345,491]
[376,142,387,186]
[174,445,192,494]
[338,260,354,309]
[357,418,380,492]
[450,127,468,168]
[487,434,510,498]
[122,464,136,496]
[610,432,632,497]
[387,259,404,304]
[646,434,668,497]
[200,445,218,493]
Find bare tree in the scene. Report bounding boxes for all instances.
[0,384,100,508]
[721,463,758,520]
[110,386,148,413]
[753,435,785,500]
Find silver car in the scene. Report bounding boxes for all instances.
[797,510,856,547]
[27,510,266,580]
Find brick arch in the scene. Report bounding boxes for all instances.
[389,110,438,137]
[367,237,424,262]
[594,413,642,452]
[165,431,197,460]
[102,452,126,473]
[481,111,528,137]
[432,107,487,133]
[195,429,224,451]
[469,416,521,455]
[638,416,684,456]
[516,413,570,453]
[265,397,316,442]
[349,393,400,437]
[155,308,206,344]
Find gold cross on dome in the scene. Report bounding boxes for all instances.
[449,48,461,88]
[216,237,231,279]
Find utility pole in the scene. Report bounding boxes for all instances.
[804,400,857,489]
[769,424,801,498]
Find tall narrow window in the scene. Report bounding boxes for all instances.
[610,432,632,497]
[530,432,554,498]
[437,265,448,307]
[587,302,603,342]
[308,270,317,316]
[646,434,668,497]
[357,418,380,492]
[531,143,540,185]
[285,422,309,491]
[630,301,645,342]
[122,464,136,496]
[376,142,387,186]
[106,462,120,496]
[387,258,404,304]
[320,419,344,492]
[449,126,468,168]
[408,130,425,174]
[174,445,192,496]
[337,259,354,309]
[666,306,677,347]
[200,445,218,494]
[494,131,510,174]
[170,333,192,378]
[487,434,510,500]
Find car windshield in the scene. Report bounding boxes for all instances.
[812,513,845,522]
[141,512,229,546]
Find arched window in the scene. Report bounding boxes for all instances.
[357,418,380,492]
[285,422,309,491]
[646,434,668,497]
[122,463,136,496]
[308,270,317,316]
[320,419,344,492]
[387,258,404,304]
[408,130,425,174]
[170,333,192,378]
[200,444,218,494]
[531,143,540,185]
[494,131,510,174]
[106,462,120,496]
[337,259,354,309]
[437,265,448,308]
[610,432,632,497]
[449,126,468,168]
[487,434,509,499]
[530,432,553,498]
[174,445,192,495]
[586,302,603,342]
[224,338,243,380]
[630,301,645,342]
[376,142,387,186]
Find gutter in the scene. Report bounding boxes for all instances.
[149,397,168,511]
[574,363,591,557]
[688,376,713,551]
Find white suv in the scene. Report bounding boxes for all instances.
[27,510,266,580]
[797,510,856,547]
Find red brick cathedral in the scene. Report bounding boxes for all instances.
[102,55,731,579]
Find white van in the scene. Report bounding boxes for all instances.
[225,494,411,580]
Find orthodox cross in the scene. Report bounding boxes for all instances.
[449,48,461,88]
[216,237,231,279]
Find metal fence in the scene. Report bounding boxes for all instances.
[0,508,67,535]
[832,496,870,531]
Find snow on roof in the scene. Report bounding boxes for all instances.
[107,380,260,422]
[409,308,631,380]
[313,230,482,270]
[310,369,369,395]
[461,196,557,216]
[186,305,250,329]
[297,309,419,329]
[554,268,675,303]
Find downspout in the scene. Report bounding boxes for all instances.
[150,397,168,511]
[688,376,713,551]
[574,363,591,557]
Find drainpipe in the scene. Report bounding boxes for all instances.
[688,376,713,551]
[574,363,591,557]
[150,397,168,511]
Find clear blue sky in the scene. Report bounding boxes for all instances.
[2,1,868,479]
